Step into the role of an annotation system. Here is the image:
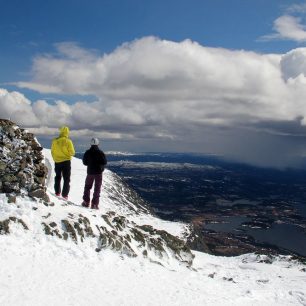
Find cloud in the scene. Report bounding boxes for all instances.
[280,47,306,79]
[28,126,126,140]
[0,89,39,125]
[4,37,306,167]
[260,2,306,42]
[260,15,306,42]
[286,3,306,14]
[16,82,60,94]
[13,37,306,123]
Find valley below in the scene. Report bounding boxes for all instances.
[96,152,306,259]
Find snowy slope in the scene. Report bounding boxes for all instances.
[44,149,189,237]
[0,151,306,306]
[0,149,194,268]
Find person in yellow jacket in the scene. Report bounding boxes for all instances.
[51,126,75,200]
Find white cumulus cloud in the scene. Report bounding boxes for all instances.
[261,15,306,42]
[12,37,306,125]
[3,37,306,166]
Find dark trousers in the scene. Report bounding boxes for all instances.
[83,174,102,206]
[54,160,71,197]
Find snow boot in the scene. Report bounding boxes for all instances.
[91,204,99,210]
[82,201,89,208]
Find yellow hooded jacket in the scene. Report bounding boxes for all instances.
[51,126,75,163]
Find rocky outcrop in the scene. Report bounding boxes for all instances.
[0,195,194,267]
[0,119,49,202]
[186,224,211,254]
[0,216,29,234]
[38,208,194,267]
[103,171,153,215]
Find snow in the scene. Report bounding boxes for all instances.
[43,149,189,238]
[0,150,306,305]
[105,151,144,156]
[108,160,216,170]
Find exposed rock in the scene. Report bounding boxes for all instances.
[8,217,29,230]
[29,189,50,202]
[138,225,194,265]
[0,119,49,201]
[104,174,152,215]
[61,219,78,242]
[42,222,62,238]
[17,171,28,187]
[0,217,28,234]
[29,205,195,266]
[2,174,18,183]
[3,181,20,193]
[0,219,10,234]
[0,161,6,171]
[78,214,95,238]
[7,195,17,204]
[97,225,137,257]
[99,213,194,266]
[42,213,51,219]
[186,224,211,254]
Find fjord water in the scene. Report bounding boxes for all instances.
[76,152,306,256]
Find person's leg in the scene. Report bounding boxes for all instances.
[83,174,94,205]
[54,163,62,195]
[91,174,102,208]
[62,161,71,198]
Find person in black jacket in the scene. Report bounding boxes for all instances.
[82,138,107,209]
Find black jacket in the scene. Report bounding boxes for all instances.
[83,145,107,175]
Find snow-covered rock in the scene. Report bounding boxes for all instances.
[0,119,48,201]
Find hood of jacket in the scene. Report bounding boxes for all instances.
[59,126,70,137]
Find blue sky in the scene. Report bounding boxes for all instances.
[1,0,303,86]
[2,0,306,167]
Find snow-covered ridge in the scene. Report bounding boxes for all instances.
[105,151,146,156]
[108,160,217,170]
[44,149,190,238]
[0,148,194,268]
